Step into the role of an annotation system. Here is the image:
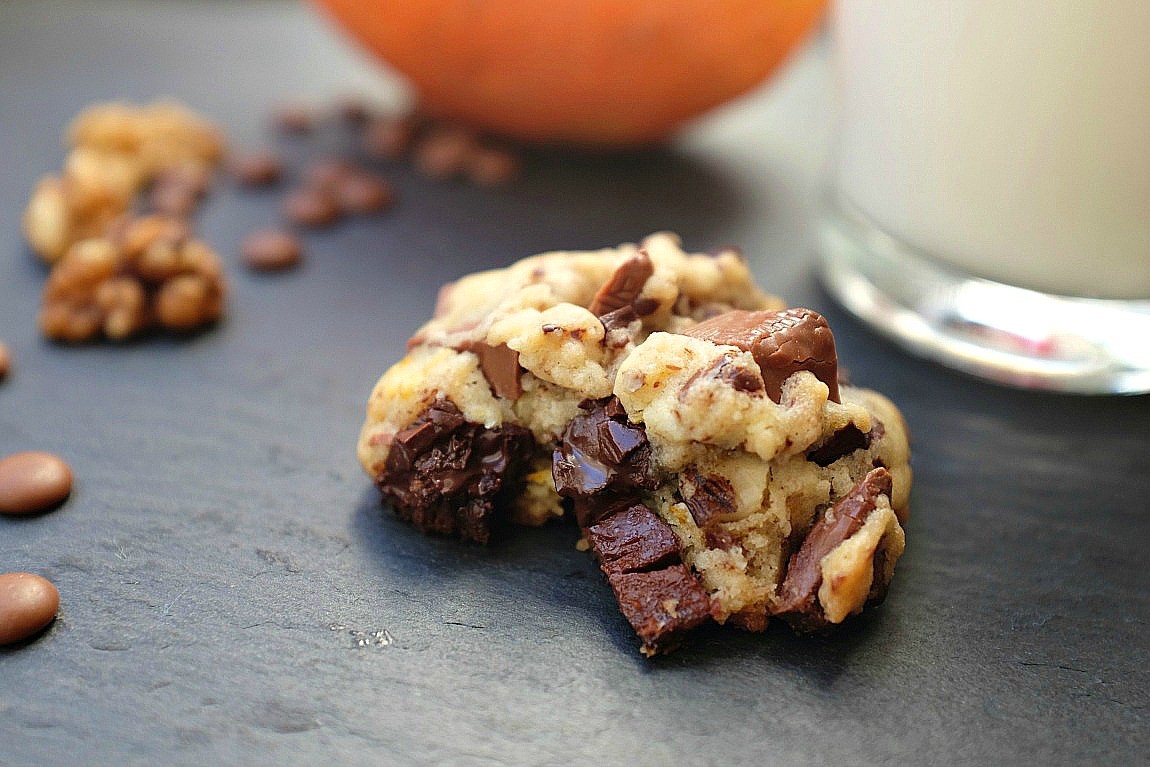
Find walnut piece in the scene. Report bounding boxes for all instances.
[23,101,225,264]
[39,216,226,343]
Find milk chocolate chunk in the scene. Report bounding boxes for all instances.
[587,503,682,575]
[377,400,534,544]
[459,340,523,400]
[0,451,73,516]
[552,398,657,526]
[683,308,840,403]
[606,564,714,655]
[774,467,892,630]
[0,573,60,646]
[589,252,658,331]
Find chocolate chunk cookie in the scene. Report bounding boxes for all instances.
[357,233,912,654]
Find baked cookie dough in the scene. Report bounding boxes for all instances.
[358,233,911,654]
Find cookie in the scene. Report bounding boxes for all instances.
[357,233,911,654]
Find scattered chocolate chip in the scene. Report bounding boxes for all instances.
[363,116,418,160]
[413,126,476,180]
[0,451,73,516]
[335,171,394,214]
[304,157,355,191]
[774,467,893,631]
[241,228,303,272]
[806,424,872,467]
[459,340,523,400]
[334,96,371,125]
[378,400,535,544]
[606,564,714,655]
[273,103,315,134]
[466,146,521,187]
[229,150,283,187]
[282,187,341,228]
[0,573,59,646]
[683,308,840,403]
[0,341,9,380]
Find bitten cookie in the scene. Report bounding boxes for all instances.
[357,233,911,654]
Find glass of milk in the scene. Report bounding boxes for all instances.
[816,0,1150,393]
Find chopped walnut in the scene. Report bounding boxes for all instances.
[23,101,225,263]
[39,215,226,343]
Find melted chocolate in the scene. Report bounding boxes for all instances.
[378,400,534,544]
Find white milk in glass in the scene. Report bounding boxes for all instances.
[831,0,1150,300]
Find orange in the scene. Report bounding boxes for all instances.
[312,0,827,148]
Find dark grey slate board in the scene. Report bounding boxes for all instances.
[1,2,1146,765]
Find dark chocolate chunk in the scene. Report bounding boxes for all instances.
[774,467,893,631]
[587,504,682,575]
[606,565,714,655]
[679,468,738,528]
[552,397,657,526]
[459,340,524,400]
[377,400,534,544]
[683,308,840,403]
[806,424,871,467]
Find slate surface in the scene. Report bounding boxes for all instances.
[1,2,1147,765]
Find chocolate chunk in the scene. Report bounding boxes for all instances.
[683,308,840,403]
[552,398,657,526]
[587,504,681,575]
[774,467,893,630]
[806,424,871,467]
[377,400,534,544]
[679,468,738,528]
[606,565,714,655]
[459,340,524,400]
[589,251,658,332]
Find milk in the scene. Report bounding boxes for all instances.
[831,0,1150,300]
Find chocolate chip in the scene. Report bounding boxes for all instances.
[282,187,341,228]
[241,228,303,272]
[230,150,283,187]
[0,341,9,380]
[606,564,714,655]
[466,146,521,187]
[459,340,523,400]
[774,467,893,631]
[413,126,477,180]
[363,116,417,160]
[683,308,840,403]
[589,251,654,319]
[0,573,59,646]
[378,400,534,544]
[587,504,682,575]
[335,171,395,214]
[304,157,355,190]
[273,103,315,134]
[0,451,73,516]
